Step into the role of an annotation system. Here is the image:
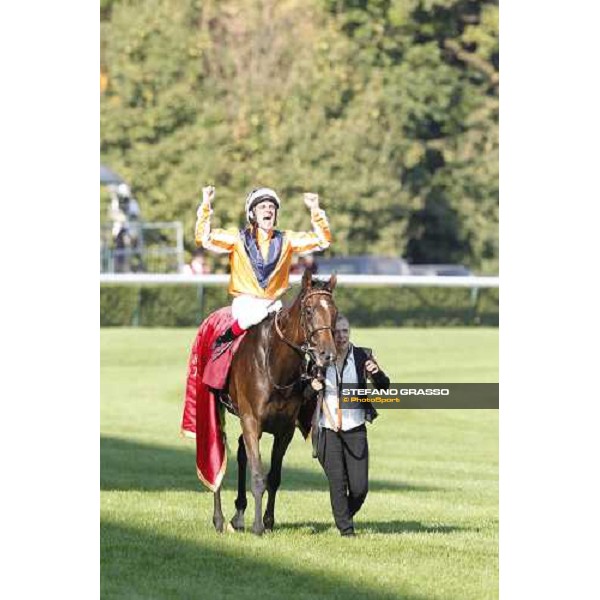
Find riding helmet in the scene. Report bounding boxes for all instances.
[245,187,281,223]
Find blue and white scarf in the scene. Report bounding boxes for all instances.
[241,228,284,289]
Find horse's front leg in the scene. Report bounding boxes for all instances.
[212,484,225,533]
[264,428,294,531]
[230,434,247,531]
[242,417,266,535]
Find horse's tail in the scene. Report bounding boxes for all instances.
[217,399,230,450]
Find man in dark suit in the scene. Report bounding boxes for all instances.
[314,314,390,536]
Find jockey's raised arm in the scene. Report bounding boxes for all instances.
[287,203,331,254]
[194,186,238,254]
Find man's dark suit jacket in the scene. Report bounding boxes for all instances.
[297,345,391,437]
[346,345,390,423]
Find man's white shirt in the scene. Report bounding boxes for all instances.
[319,344,366,431]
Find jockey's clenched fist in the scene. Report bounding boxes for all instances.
[303,192,319,211]
[202,185,216,206]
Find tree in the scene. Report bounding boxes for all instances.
[101,0,498,271]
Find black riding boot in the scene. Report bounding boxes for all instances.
[214,327,236,348]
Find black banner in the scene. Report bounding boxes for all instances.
[339,383,499,409]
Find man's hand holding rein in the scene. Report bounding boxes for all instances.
[365,359,380,375]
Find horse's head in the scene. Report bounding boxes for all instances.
[299,269,338,368]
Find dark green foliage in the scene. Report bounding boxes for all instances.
[332,285,498,326]
[101,0,498,273]
[138,285,229,326]
[100,285,140,326]
[137,287,200,327]
[100,285,498,327]
[100,285,230,327]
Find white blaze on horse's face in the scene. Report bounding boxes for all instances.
[306,292,337,367]
[254,200,277,232]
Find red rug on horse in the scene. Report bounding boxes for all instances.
[181,307,247,491]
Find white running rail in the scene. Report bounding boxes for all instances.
[100,273,499,288]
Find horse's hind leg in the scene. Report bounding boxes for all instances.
[264,428,294,532]
[230,434,247,531]
[242,419,266,536]
[212,484,225,533]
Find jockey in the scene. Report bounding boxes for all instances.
[195,185,332,347]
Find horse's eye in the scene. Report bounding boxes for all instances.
[306,307,313,315]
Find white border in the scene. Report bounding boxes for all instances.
[1,2,99,598]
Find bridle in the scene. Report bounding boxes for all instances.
[276,289,335,354]
[268,289,336,391]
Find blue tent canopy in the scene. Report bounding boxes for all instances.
[101,164,125,185]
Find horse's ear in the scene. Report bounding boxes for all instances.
[327,273,337,291]
[302,268,313,289]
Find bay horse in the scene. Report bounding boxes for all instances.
[213,269,338,535]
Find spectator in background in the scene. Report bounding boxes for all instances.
[301,253,318,275]
[183,250,211,275]
[108,183,143,273]
[291,253,318,275]
[118,183,140,220]
[118,183,141,249]
[108,185,127,239]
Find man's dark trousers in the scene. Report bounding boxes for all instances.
[317,424,368,535]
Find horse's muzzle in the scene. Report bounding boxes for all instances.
[315,350,336,368]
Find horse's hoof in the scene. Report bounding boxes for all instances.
[226,523,236,533]
[263,517,274,532]
[229,510,245,531]
[252,525,265,536]
[229,520,244,532]
[213,520,225,533]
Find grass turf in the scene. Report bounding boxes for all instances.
[101,327,498,600]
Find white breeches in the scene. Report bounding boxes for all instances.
[231,295,283,330]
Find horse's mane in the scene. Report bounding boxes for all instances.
[273,278,332,323]
[308,278,330,291]
[290,278,330,308]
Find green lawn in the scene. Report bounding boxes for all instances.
[101,327,498,600]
